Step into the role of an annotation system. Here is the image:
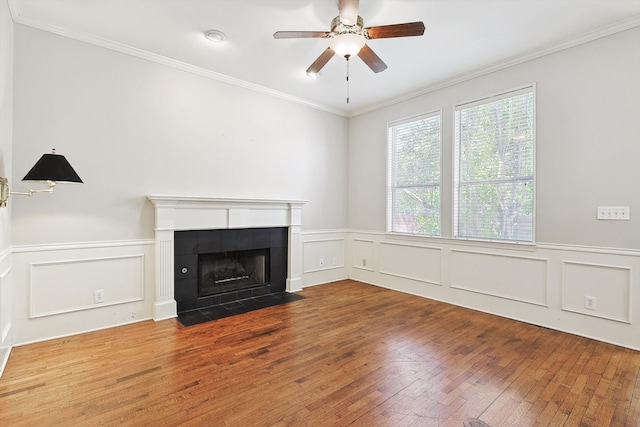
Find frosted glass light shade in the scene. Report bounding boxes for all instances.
[330,33,365,58]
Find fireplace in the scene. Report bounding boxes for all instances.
[174,227,288,312]
[147,196,305,321]
[199,249,268,296]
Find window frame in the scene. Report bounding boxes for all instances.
[452,84,536,244]
[387,109,443,237]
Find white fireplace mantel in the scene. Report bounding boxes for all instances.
[148,195,307,321]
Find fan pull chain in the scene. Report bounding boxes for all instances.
[345,54,350,104]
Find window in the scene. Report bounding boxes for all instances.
[388,112,441,235]
[454,86,535,242]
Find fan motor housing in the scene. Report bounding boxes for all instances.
[331,15,364,36]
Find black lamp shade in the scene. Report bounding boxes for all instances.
[22,153,83,183]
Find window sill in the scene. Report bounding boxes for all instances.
[384,232,537,252]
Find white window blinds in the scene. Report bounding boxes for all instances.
[388,112,442,235]
[454,87,535,243]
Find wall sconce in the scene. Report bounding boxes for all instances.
[0,149,83,208]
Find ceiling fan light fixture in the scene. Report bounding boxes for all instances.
[330,33,365,58]
[204,29,226,42]
[274,4,424,77]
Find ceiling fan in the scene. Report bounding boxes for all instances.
[273,0,425,76]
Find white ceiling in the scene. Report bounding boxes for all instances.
[10,0,640,116]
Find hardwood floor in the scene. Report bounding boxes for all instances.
[1,280,639,426]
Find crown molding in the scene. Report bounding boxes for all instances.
[348,14,640,117]
[7,0,20,20]
[9,7,349,118]
[9,2,639,119]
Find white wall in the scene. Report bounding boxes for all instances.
[10,24,349,344]
[0,0,14,373]
[348,27,640,349]
[12,25,348,245]
[350,28,640,248]
[6,15,640,352]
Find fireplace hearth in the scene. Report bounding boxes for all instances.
[174,227,288,312]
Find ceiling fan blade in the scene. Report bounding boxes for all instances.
[338,0,359,26]
[306,48,336,75]
[365,21,426,39]
[273,31,331,39]
[358,44,387,73]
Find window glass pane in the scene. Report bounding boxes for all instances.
[456,181,533,241]
[388,113,441,235]
[454,88,535,242]
[392,185,440,234]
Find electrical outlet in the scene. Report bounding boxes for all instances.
[362,258,367,267]
[332,257,337,266]
[94,289,105,303]
[585,296,596,310]
[319,258,325,267]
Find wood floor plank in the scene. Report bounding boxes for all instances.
[1,279,639,426]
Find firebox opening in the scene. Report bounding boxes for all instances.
[198,249,270,297]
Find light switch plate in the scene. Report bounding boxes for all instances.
[597,206,629,220]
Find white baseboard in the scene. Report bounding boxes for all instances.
[0,346,11,378]
[153,300,177,321]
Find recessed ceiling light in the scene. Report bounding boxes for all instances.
[204,29,226,42]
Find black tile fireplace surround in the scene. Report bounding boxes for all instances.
[174,227,288,313]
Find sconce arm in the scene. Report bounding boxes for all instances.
[0,179,56,207]
[10,181,56,197]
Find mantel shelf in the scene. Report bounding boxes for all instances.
[148,195,308,207]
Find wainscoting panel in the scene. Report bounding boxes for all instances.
[380,242,441,285]
[303,238,345,273]
[30,255,145,318]
[450,250,548,306]
[11,240,159,345]
[7,231,640,351]
[301,232,348,287]
[0,248,13,378]
[352,239,374,272]
[562,261,631,323]
[1,265,11,345]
